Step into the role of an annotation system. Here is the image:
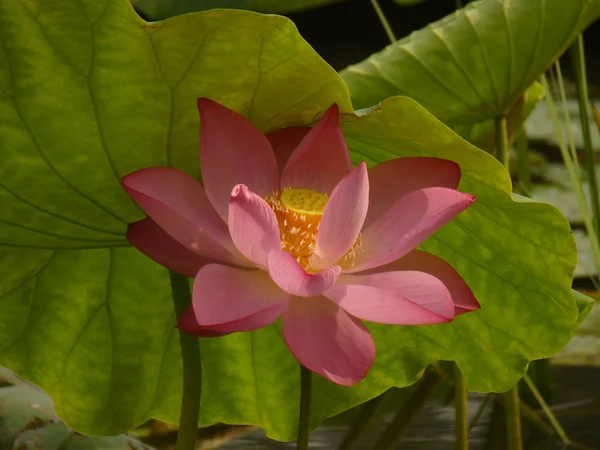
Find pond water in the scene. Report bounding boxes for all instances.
[216,366,600,449]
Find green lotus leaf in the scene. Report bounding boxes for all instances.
[453,81,545,153]
[131,0,344,21]
[0,0,578,441]
[573,289,595,328]
[555,296,599,366]
[0,2,351,249]
[340,0,600,125]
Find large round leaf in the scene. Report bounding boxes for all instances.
[340,0,600,125]
[0,0,579,441]
[0,1,351,249]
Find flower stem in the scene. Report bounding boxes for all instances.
[373,367,442,450]
[169,271,202,450]
[571,34,600,241]
[504,386,523,450]
[297,365,312,450]
[370,0,397,44]
[454,364,469,450]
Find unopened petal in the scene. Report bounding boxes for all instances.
[228,185,281,268]
[282,296,374,386]
[281,105,352,193]
[311,163,369,270]
[351,187,475,272]
[325,271,455,325]
[267,250,341,297]
[198,98,279,221]
[193,264,289,331]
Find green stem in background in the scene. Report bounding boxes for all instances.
[370,0,397,44]
[494,115,510,170]
[516,130,531,196]
[541,74,600,274]
[553,61,580,165]
[571,34,600,241]
[373,368,442,450]
[169,271,202,450]
[522,374,570,445]
[594,104,600,131]
[499,394,554,436]
[504,387,523,450]
[337,395,384,450]
[454,364,469,450]
[468,394,491,432]
[297,365,312,450]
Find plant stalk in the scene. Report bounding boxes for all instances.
[504,387,523,450]
[552,62,579,165]
[516,130,531,196]
[297,365,312,450]
[337,395,384,450]
[468,394,491,432]
[494,115,510,170]
[455,365,469,450]
[370,0,397,44]
[571,34,600,241]
[541,74,600,274]
[169,271,202,450]
[373,368,442,450]
[593,104,600,131]
[523,374,569,444]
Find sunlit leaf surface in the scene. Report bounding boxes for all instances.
[341,0,600,125]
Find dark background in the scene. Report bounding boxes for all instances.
[286,0,600,84]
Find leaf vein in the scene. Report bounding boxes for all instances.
[0,182,124,237]
[463,8,502,112]
[0,40,128,226]
[428,26,493,115]
[0,219,127,244]
[0,251,56,354]
[395,44,477,114]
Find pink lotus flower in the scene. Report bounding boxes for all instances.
[122,99,479,386]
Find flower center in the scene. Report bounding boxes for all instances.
[280,188,328,217]
[266,188,362,270]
